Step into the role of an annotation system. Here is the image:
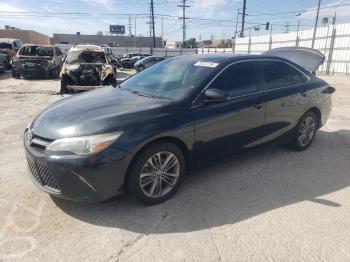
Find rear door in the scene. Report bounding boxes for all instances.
[192,61,267,163]
[258,60,310,143]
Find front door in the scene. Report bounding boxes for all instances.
[192,61,266,163]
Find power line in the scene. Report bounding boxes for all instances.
[245,2,350,16]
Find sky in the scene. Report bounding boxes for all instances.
[1,0,350,41]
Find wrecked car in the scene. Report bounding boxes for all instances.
[60,45,117,94]
[0,53,6,73]
[12,44,64,79]
[101,45,121,69]
[0,38,22,70]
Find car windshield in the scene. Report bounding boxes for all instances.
[19,46,54,56]
[0,43,12,49]
[120,58,217,100]
[66,50,106,64]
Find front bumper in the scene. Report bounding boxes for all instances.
[24,130,133,202]
[66,85,104,91]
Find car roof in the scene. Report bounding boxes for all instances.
[168,53,308,70]
[21,44,54,47]
[70,45,103,52]
[0,38,20,44]
[168,53,262,66]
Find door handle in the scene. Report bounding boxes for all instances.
[300,90,307,97]
[254,102,264,109]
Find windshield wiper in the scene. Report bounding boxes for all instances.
[128,90,156,98]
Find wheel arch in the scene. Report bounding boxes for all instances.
[123,136,190,187]
[307,107,322,129]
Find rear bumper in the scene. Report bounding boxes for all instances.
[320,96,332,127]
[24,130,133,202]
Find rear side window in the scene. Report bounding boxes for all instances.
[209,61,259,97]
[260,60,307,90]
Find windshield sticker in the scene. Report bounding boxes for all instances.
[194,62,219,68]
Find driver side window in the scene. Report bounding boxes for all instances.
[209,61,259,98]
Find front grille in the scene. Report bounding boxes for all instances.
[27,157,61,192]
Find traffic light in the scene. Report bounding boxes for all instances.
[266,22,270,30]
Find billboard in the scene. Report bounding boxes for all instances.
[110,25,125,34]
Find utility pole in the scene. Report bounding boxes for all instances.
[148,6,152,38]
[178,0,190,47]
[234,8,240,38]
[134,18,137,36]
[240,0,247,37]
[150,0,156,48]
[161,16,164,40]
[134,18,137,47]
[128,16,132,36]
[311,0,321,49]
[284,22,290,33]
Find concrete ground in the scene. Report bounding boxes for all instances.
[0,72,349,262]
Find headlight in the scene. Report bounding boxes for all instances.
[46,132,122,156]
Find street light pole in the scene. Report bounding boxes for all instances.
[311,0,321,49]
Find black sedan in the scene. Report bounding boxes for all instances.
[24,49,334,205]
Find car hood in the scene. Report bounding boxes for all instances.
[31,87,171,139]
[263,47,325,72]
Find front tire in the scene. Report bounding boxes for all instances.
[127,142,186,205]
[60,78,69,95]
[289,111,318,151]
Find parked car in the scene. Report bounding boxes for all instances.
[101,45,122,69]
[24,48,334,205]
[0,38,22,69]
[0,53,6,73]
[60,45,117,94]
[122,53,151,59]
[134,56,166,72]
[12,44,64,78]
[121,55,142,69]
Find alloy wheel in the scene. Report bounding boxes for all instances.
[139,151,180,198]
[298,115,316,147]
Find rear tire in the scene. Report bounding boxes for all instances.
[288,110,318,151]
[127,142,186,205]
[51,67,60,78]
[12,69,20,79]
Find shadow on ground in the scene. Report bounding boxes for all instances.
[0,71,12,80]
[53,129,350,233]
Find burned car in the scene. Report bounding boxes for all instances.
[60,45,117,94]
[12,44,64,79]
[0,53,6,73]
[0,38,22,69]
[101,45,122,69]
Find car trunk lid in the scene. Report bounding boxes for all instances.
[262,47,325,72]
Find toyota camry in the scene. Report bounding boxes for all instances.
[24,48,334,205]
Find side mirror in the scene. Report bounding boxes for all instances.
[204,89,228,103]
